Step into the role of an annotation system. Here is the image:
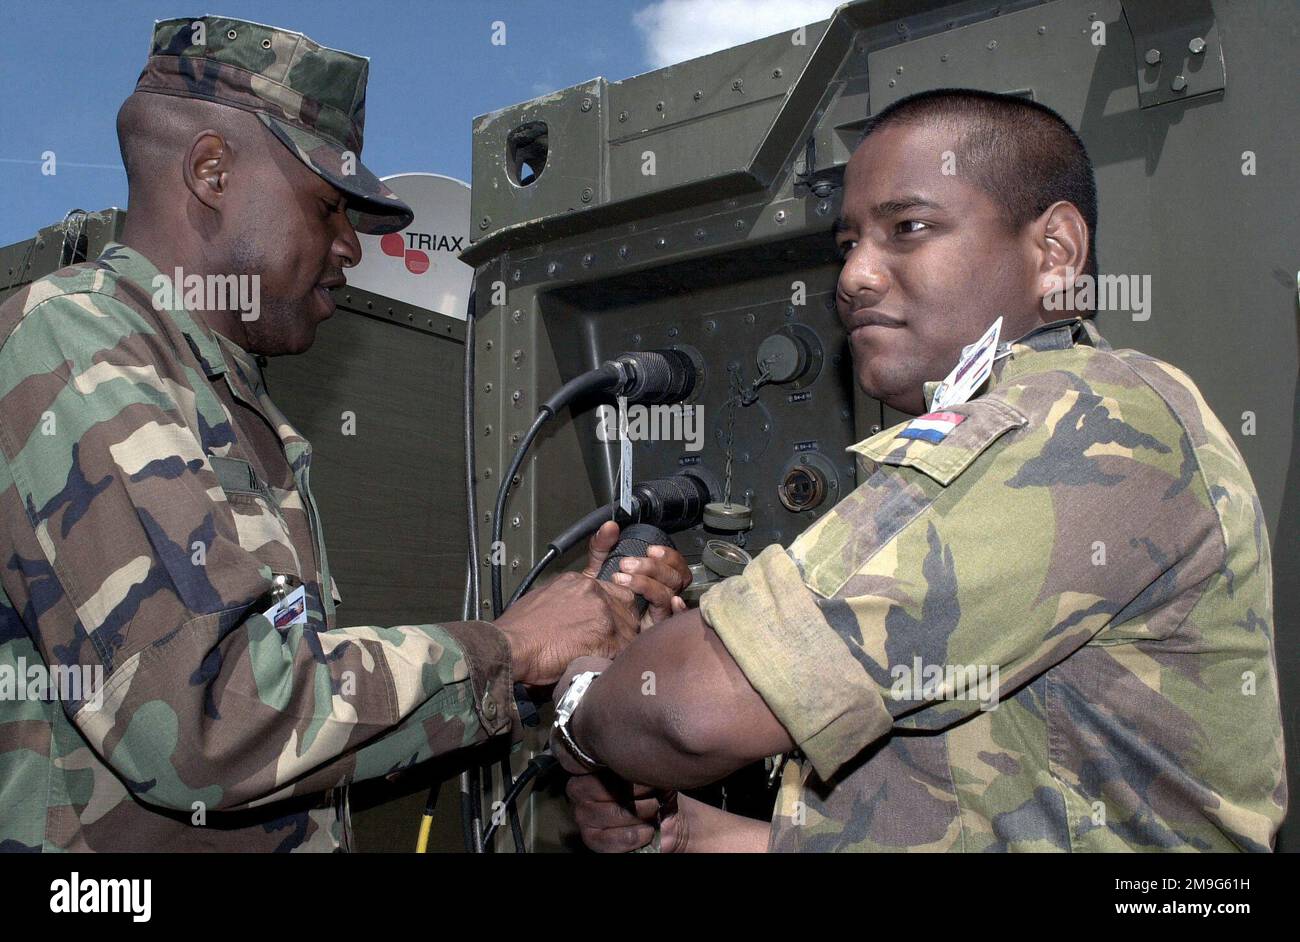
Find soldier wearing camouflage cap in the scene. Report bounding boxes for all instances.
[0,15,689,852]
[556,89,1286,853]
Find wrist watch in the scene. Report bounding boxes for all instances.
[552,670,603,771]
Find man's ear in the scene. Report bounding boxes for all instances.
[183,130,231,212]
[1032,200,1090,304]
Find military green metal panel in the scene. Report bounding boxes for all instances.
[0,209,126,305]
[468,0,1299,850]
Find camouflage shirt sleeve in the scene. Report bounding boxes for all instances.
[0,292,515,813]
[702,375,1225,783]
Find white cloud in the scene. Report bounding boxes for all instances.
[633,0,844,70]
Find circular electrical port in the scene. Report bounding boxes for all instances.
[778,465,827,512]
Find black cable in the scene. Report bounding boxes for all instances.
[482,753,558,849]
[507,546,559,607]
[490,408,551,617]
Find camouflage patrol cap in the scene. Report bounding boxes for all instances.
[134,15,414,235]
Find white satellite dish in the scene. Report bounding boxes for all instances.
[349,172,473,320]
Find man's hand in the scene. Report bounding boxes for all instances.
[493,522,690,687]
[567,772,686,853]
[581,520,691,628]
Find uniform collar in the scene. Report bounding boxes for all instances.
[95,242,231,379]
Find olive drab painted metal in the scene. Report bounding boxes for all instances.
[466,0,1299,850]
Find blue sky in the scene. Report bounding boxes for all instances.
[0,0,841,247]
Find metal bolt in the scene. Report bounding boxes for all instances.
[744,312,755,324]
[656,101,664,112]
[511,390,522,404]
[512,310,522,323]
[693,90,703,101]
[773,68,783,78]
[870,424,882,435]
[511,558,520,570]
[582,253,594,268]
[1145,48,1161,65]
[618,111,628,122]
[940,54,949,62]
[734,219,746,230]
[484,340,493,350]
[889,80,896,87]
[705,320,717,332]
[817,200,830,215]
[1172,74,1188,91]
[774,210,787,224]
[987,40,998,50]
[656,237,667,248]
[667,326,679,338]
[732,79,743,91]
[1188,37,1206,54]
[896,66,904,74]
[511,349,523,364]
[484,382,493,393]
[479,217,490,230]
[511,515,521,529]
[580,97,593,112]
[1037,25,1047,34]
[632,333,642,345]
[618,245,630,259]
[510,432,520,444]
[483,425,492,436]
[484,467,492,478]
[694,228,707,241]
[546,261,558,276]
[581,187,593,202]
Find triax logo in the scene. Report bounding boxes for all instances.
[380,232,466,275]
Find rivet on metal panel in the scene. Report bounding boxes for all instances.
[706,320,717,332]
[512,310,522,323]
[580,97,592,112]
[546,261,558,276]
[511,559,520,570]
[510,432,520,444]
[1188,37,1206,54]
[484,467,493,479]
[485,340,493,350]
[656,101,664,111]
[693,90,703,101]
[817,200,830,215]
[511,390,522,404]
[889,80,896,87]
[773,69,783,78]
[511,515,522,529]
[581,187,593,202]
[512,269,521,282]
[484,382,493,393]
[633,334,642,345]
[484,425,493,437]
[895,66,903,74]
[512,349,523,364]
[668,326,679,338]
[774,210,787,224]
[987,40,998,50]
[656,237,667,248]
[618,245,630,259]
[1171,75,1188,91]
[941,54,949,62]
[1145,48,1161,65]
[479,217,490,229]
[745,313,755,325]
[512,474,521,487]
[870,424,882,434]
[1038,26,1047,35]
[734,219,746,230]
[582,253,594,267]
[732,79,743,91]
[695,228,707,241]
[618,111,628,122]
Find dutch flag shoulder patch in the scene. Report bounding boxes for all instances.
[897,411,966,444]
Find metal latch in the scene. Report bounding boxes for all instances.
[1122,0,1224,109]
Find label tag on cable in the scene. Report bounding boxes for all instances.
[617,395,633,516]
[932,316,1002,410]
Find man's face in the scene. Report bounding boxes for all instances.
[834,121,1041,415]
[227,140,360,356]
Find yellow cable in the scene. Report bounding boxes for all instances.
[416,813,433,853]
